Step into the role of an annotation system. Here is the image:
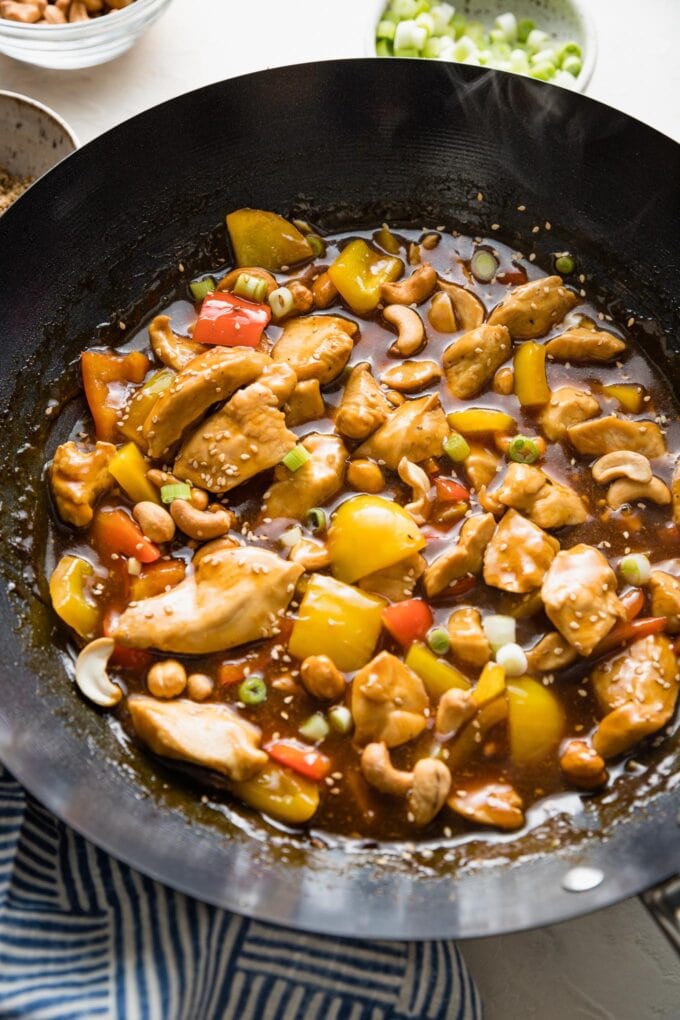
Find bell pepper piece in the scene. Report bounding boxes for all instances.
[594,616,666,656]
[231,761,320,824]
[328,495,426,584]
[193,291,271,348]
[328,239,403,315]
[107,442,160,506]
[49,555,100,639]
[118,369,175,446]
[602,383,644,414]
[265,739,331,781]
[513,341,551,407]
[109,645,154,671]
[382,599,433,647]
[130,559,186,601]
[434,477,470,503]
[289,573,385,672]
[92,509,161,564]
[506,677,565,764]
[226,209,314,271]
[472,662,506,707]
[405,642,470,699]
[447,409,516,435]
[446,695,508,772]
[81,350,151,442]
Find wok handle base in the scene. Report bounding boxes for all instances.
[641,875,680,955]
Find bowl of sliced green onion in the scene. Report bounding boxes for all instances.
[369,0,596,92]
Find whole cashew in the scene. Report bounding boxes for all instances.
[361,742,413,795]
[381,263,437,306]
[592,450,652,485]
[300,654,346,700]
[146,469,209,510]
[408,758,452,827]
[428,291,457,333]
[383,305,425,357]
[606,476,671,510]
[435,687,476,738]
[288,280,314,314]
[380,359,441,392]
[559,739,608,790]
[347,459,385,494]
[75,637,122,708]
[133,501,176,543]
[170,499,234,540]
[289,537,332,571]
[437,278,485,330]
[217,266,277,296]
[398,456,431,525]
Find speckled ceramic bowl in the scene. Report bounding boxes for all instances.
[0,91,78,191]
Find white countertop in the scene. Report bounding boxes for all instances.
[2,1,679,1017]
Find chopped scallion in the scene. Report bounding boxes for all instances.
[160,482,192,504]
[189,277,216,302]
[483,614,516,652]
[328,705,354,734]
[495,642,528,677]
[238,675,267,705]
[268,286,295,319]
[376,18,397,41]
[280,526,302,548]
[282,444,311,472]
[306,507,328,533]
[507,436,540,465]
[299,712,330,743]
[470,248,499,282]
[443,431,471,463]
[619,553,651,587]
[427,626,451,656]
[233,272,268,303]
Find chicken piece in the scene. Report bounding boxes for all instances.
[423,512,496,598]
[358,553,426,602]
[50,440,115,527]
[271,314,357,384]
[487,276,579,339]
[144,346,271,458]
[526,631,578,673]
[262,432,347,521]
[672,460,680,525]
[447,607,491,669]
[649,570,680,633]
[127,696,267,781]
[289,537,331,572]
[541,544,625,655]
[494,462,588,529]
[559,740,608,790]
[111,545,303,654]
[567,416,666,459]
[355,393,449,470]
[285,379,325,427]
[591,634,679,758]
[435,688,476,738]
[442,324,511,399]
[351,651,429,748]
[148,314,204,371]
[464,444,501,491]
[447,781,524,830]
[334,362,391,440]
[545,326,626,363]
[539,386,600,442]
[483,510,559,594]
[174,363,297,492]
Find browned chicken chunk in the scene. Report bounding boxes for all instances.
[442,324,511,399]
[272,314,357,384]
[351,651,429,748]
[487,276,578,339]
[483,509,560,593]
[649,570,680,633]
[423,512,496,597]
[448,606,491,669]
[285,379,325,427]
[526,631,578,673]
[539,386,600,442]
[355,393,449,470]
[494,462,588,529]
[334,362,391,440]
[541,544,625,655]
[262,432,347,521]
[559,740,608,789]
[545,326,626,363]
[358,552,426,602]
[148,314,204,371]
[447,780,524,830]
[464,445,501,491]
[50,440,115,528]
[567,416,666,458]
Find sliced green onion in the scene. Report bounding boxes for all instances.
[392,0,418,17]
[282,444,311,472]
[160,482,192,504]
[415,11,435,36]
[507,436,540,465]
[494,12,517,41]
[142,368,175,393]
[268,286,295,318]
[470,248,499,283]
[443,431,471,463]
[619,553,651,587]
[427,626,451,656]
[394,46,420,57]
[495,642,528,677]
[306,233,326,258]
[376,38,393,56]
[562,55,582,77]
[299,712,330,743]
[189,277,216,302]
[555,253,576,275]
[483,614,516,653]
[306,507,328,533]
[238,674,267,705]
[430,3,454,34]
[517,18,535,43]
[526,28,550,51]
[328,704,354,734]
[280,526,302,548]
[377,18,396,40]
[233,272,267,303]
[394,19,427,51]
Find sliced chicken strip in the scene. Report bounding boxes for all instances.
[423,512,496,598]
[539,386,600,442]
[483,510,560,593]
[355,393,449,470]
[487,276,579,339]
[541,544,626,655]
[351,651,429,748]
[263,432,347,521]
[567,416,666,459]
[442,324,511,399]
[272,314,357,384]
[335,362,391,440]
[545,326,626,363]
[494,462,588,529]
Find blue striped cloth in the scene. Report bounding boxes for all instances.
[0,767,481,1020]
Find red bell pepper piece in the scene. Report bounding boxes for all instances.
[81,350,150,442]
[497,266,528,286]
[620,588,645,622]
[193,291,271,348]
[265,740,331,781]
[382,599,433,647]
[92,509,161,564]
[110,645,154,671]
[435,477,470,503]
[595,616,666,657]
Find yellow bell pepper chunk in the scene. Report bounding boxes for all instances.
[327,239,403,315]
[289,573,386,672]
[118,369,175,446]
[328,495,426,584]
[405,642,470,700]
[108,442,160,506]
[602,383,644,414]
[472,662,506,707]
[232,762,319,825]
[226,209,313,271]
[513,341,551,407]
[446,696,508,772]
[506,677,566,764]
[447,408,516,435]
[49,556,100,639]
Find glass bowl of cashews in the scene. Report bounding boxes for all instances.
[0,0,174,69]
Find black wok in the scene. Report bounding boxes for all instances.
[0,60,679,941]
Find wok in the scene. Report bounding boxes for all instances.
[0,60,679,941]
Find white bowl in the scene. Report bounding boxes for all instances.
[366,0,597,93]
[0,91,78,201]
[0,0,174,70]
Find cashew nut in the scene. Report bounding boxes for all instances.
[75,637,122,708]
[592,450,652,485]
[383,305,425,357]
[361,742,413,796]
[187,672,214,701]
[170,499,234,540]
[300,655,346,700]
[147,659,187,698]
[435,687,476,738]
[218,266,277,296]
[133,501,176,543]
[559,739,607,790]
[380,359,442,392]
[437,279,485,330]
[428,291,457,333]
[347,459,385,493]
[408,758,452,827]
[492,366,514,395]
[398,456,431,525]
[288,280,314,314]
[289,537,332,571]
[381,262,437,306]
[606,476,671,510]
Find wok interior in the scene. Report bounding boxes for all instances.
[0,61,679,937]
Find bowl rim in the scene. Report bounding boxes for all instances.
[364,0,597,94]
[0,0,171,38]
[0,89,79,150]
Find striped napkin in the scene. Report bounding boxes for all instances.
[0,767,481,1020]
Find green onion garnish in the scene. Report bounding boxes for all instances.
[328,705,353,734]
[555,253,576,275]
[306,507,328,533]
[299,712,330,743]
[507,436,540,465]
[238,675,267,706]
[268,286,295,319]
[306,234,326,258]
[282,444,311,472]
[427,626,451,656]
[233,272,268,303]
[160,482,192,504]
[442,431,471,463]
[619,553,651,586]
[470,249,499,283]
[189,277,216,302]
[280,526,302,548]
